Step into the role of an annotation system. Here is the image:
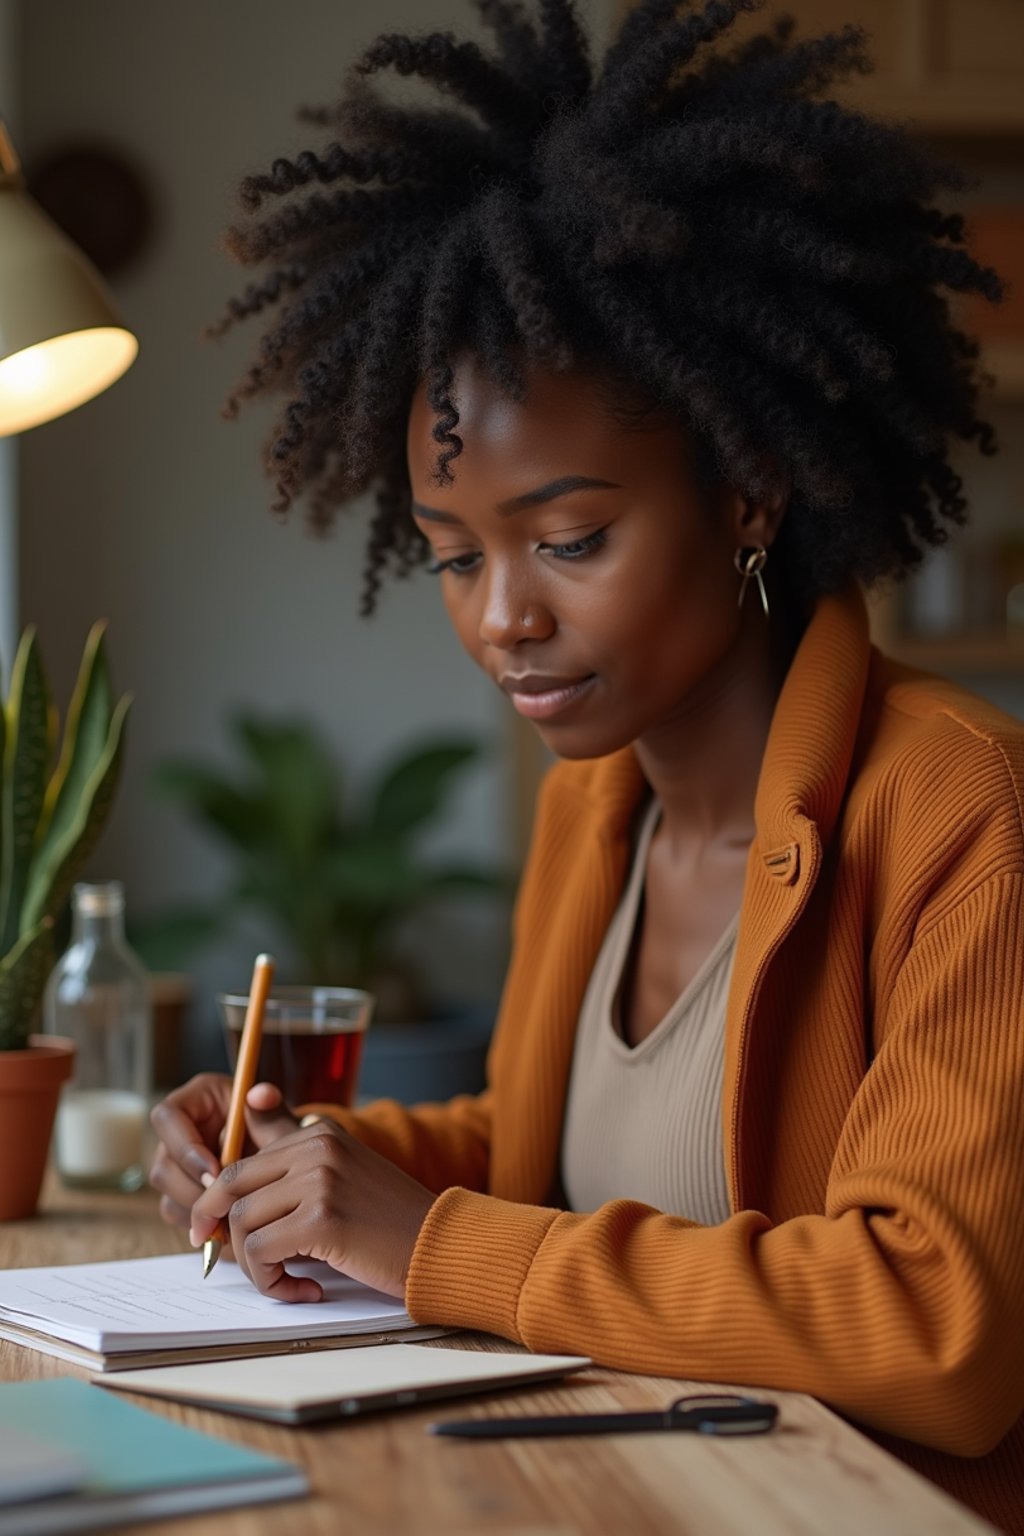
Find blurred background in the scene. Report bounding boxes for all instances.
[0,0,1020,1087]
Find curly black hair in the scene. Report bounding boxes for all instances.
[210,0,1002,616]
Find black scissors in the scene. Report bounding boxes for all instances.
[430,1392,779,1439]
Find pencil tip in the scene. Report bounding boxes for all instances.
[202,1239,222,1279]
[255,952,275,969]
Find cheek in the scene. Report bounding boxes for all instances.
[600,529,739,679]
[440,583,484,661]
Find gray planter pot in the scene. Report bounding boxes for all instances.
[357,1008,492,1106]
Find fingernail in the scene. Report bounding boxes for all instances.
[200,1172,215,1189]
[188,1227,199,1247]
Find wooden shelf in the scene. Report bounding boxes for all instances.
[858,93,1024,138]
[885,632,1024,673]
[981,343,1024,402]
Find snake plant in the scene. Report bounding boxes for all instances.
[0,623,131,1051]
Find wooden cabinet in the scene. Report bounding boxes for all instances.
[815,0,1024,133]
[617,0,1024,134]
[924,0,1024,130]
[867,589,1024,675]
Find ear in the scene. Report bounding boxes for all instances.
[726,459,791,552]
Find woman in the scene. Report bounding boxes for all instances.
[150,2,1024,1527]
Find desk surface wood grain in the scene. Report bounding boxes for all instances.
[0,1177,997,1536]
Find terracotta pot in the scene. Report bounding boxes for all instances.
[0,1034,75,1220]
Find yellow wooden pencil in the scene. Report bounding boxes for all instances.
[203,953,275,1279]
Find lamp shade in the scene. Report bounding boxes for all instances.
[0,121,137,435]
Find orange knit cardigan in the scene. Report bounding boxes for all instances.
[321,585,1024,1532]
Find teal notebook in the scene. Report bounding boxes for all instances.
[0,1378,307,1534]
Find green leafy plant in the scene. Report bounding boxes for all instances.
[0,623,131,1051]
[132,715,506,1020]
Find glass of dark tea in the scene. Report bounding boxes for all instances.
[217,986,374,1109]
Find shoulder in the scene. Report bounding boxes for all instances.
[845,650,1024,916]
[864,649,1024,807]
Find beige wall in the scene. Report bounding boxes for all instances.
[15,0,614,1065]
[0,0,19,675]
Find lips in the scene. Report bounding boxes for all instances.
[499,673,592,696]
[499,672,597,721]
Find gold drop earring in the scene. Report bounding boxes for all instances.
[734,545,770,619]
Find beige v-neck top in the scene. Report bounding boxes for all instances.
[561,798,736,1224]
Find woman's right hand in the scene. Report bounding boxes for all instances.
[149,1073,299,1236]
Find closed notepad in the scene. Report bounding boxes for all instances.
[99,1342,591,1424]
[0,1378,306,1534]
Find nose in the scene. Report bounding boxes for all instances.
[477,566,554,650]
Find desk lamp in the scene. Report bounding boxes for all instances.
[0,117,137,435]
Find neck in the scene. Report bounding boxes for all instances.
[633,601,795,849]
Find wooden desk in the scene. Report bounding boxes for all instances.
[0,1179,996,1536]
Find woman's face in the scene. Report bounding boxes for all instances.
[406,356,762,761]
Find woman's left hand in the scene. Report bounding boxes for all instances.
[188,1121,436,1302]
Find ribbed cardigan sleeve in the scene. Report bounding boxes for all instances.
[406,872,1024,1459]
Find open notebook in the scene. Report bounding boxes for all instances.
[0,1252,443,1372]
[99,1342,592,1424]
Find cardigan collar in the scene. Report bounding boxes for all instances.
[754,582,871,852]
[577,582,872,857]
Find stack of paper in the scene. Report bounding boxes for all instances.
[0,1252,443,1371]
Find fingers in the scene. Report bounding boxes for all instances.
[190,1143,295,1237]
[234,1201,324,1303]
[158,1193,190,1229]
[149,1141,214,1220]
[187,1124,430,1304]
[148,1074,292,1239]
[245,1082,282,1111]
[193,1166,325,1303]
[149,1074,231,1233]
[244,1083,300,1149]
[150,1075,227,1184]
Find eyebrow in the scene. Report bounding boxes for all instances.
[411,475,622,525]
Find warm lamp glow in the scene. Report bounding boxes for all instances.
[0,328,137,435]
[0,118,138,435]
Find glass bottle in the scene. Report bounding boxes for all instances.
[43,881,152,1191]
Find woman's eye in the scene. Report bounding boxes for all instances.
[541,528,608,561]
[426,527,607,576]
[426,551,481,576]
